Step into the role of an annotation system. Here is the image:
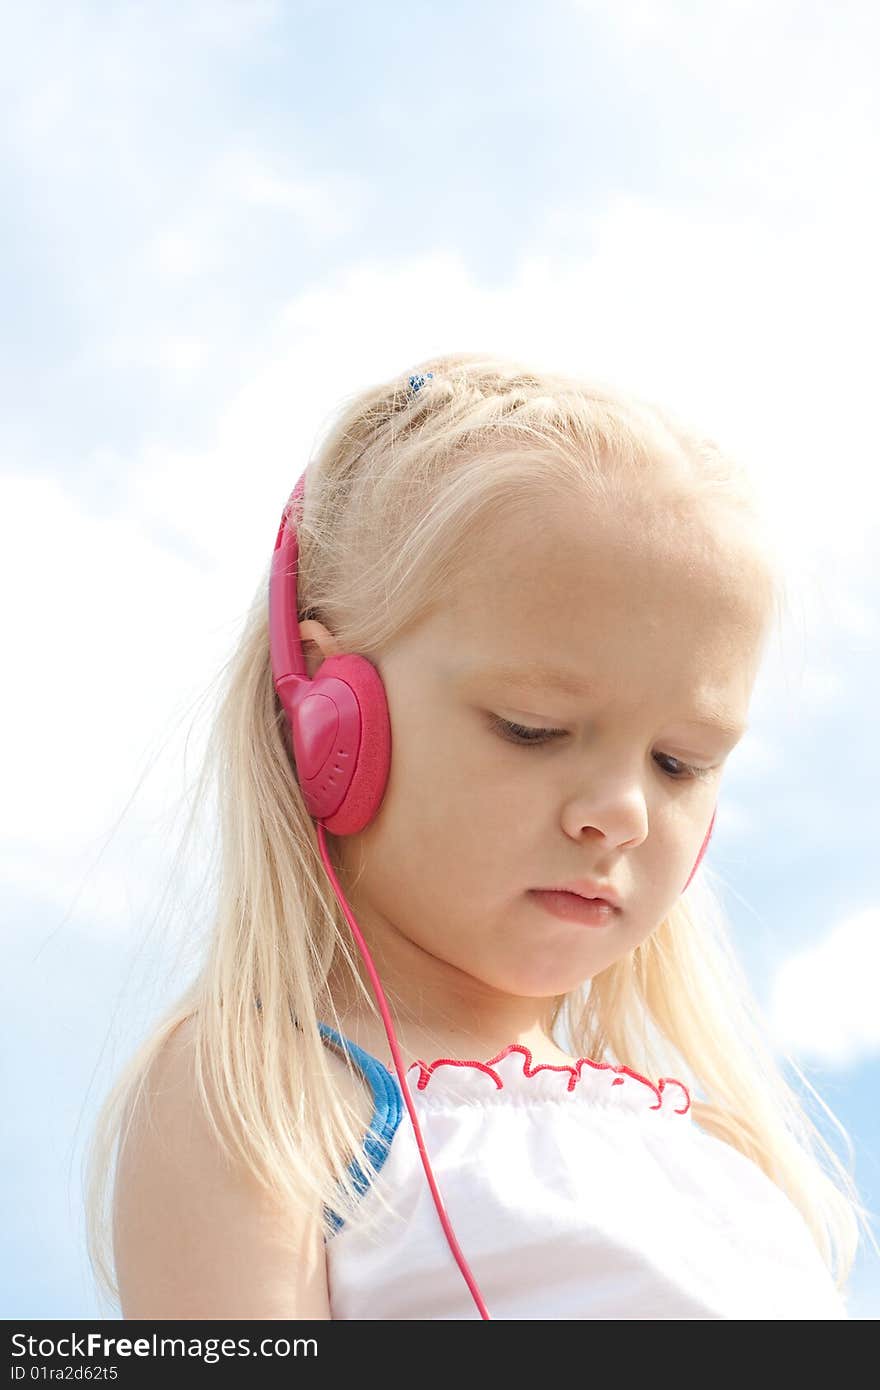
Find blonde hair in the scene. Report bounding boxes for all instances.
[84,351,876,1311]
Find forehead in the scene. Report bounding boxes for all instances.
[428,494,771,724]
[454,489,766,611]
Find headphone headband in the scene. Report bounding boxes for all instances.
[269,474,308,686]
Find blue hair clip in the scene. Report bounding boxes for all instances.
[408,372,434,394]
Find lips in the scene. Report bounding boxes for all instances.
[529,889,618,927]
[535,879,622,910]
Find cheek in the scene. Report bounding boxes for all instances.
[397,766,512,896]
[410,715,506,821]
[376,712,541,874]
[368,733,471,867]
[458,759,538,847]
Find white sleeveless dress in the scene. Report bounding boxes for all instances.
[318,1023,848,1320]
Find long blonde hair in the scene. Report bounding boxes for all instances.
[84,351,876,1310]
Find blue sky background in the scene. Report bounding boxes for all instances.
[2,0,878,1319]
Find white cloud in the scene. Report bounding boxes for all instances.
[178,0,282,46]
[766,909,880,1069]
[0,474,220,901]
[148,231,226,279]
[228,158,364,238]
[571,0,878,80]
[157,336,212,377]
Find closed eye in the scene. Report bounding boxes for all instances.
[487,715,716,783]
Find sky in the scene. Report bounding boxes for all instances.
[2,0,878,1320]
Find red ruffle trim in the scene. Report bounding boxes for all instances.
[401,1042,692,1114]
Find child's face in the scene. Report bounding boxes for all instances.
[305,492,771,1034]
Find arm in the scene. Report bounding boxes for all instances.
[113,1017,331,1320]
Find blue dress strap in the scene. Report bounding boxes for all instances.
[318,1022,404,1234]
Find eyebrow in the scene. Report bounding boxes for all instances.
[466,661,749,738]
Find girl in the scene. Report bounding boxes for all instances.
[87,353,874,1319]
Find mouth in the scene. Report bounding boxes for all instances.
[528,889,619,926]
[534,881,622,911]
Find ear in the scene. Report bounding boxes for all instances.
[297,619,341,680]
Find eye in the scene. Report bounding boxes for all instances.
[653,752,714,782]
[489,716,565,746]
[487,715,715,782]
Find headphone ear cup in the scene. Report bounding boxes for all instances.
[289,652,391,835]
[681,807,716,895]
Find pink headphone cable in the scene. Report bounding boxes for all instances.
[316,820,492,1320]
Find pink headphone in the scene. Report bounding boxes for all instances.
[268,471,716,1320]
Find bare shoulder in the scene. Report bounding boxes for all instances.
[114,1014,331,1320]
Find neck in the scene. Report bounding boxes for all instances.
[318,960,569,1066]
